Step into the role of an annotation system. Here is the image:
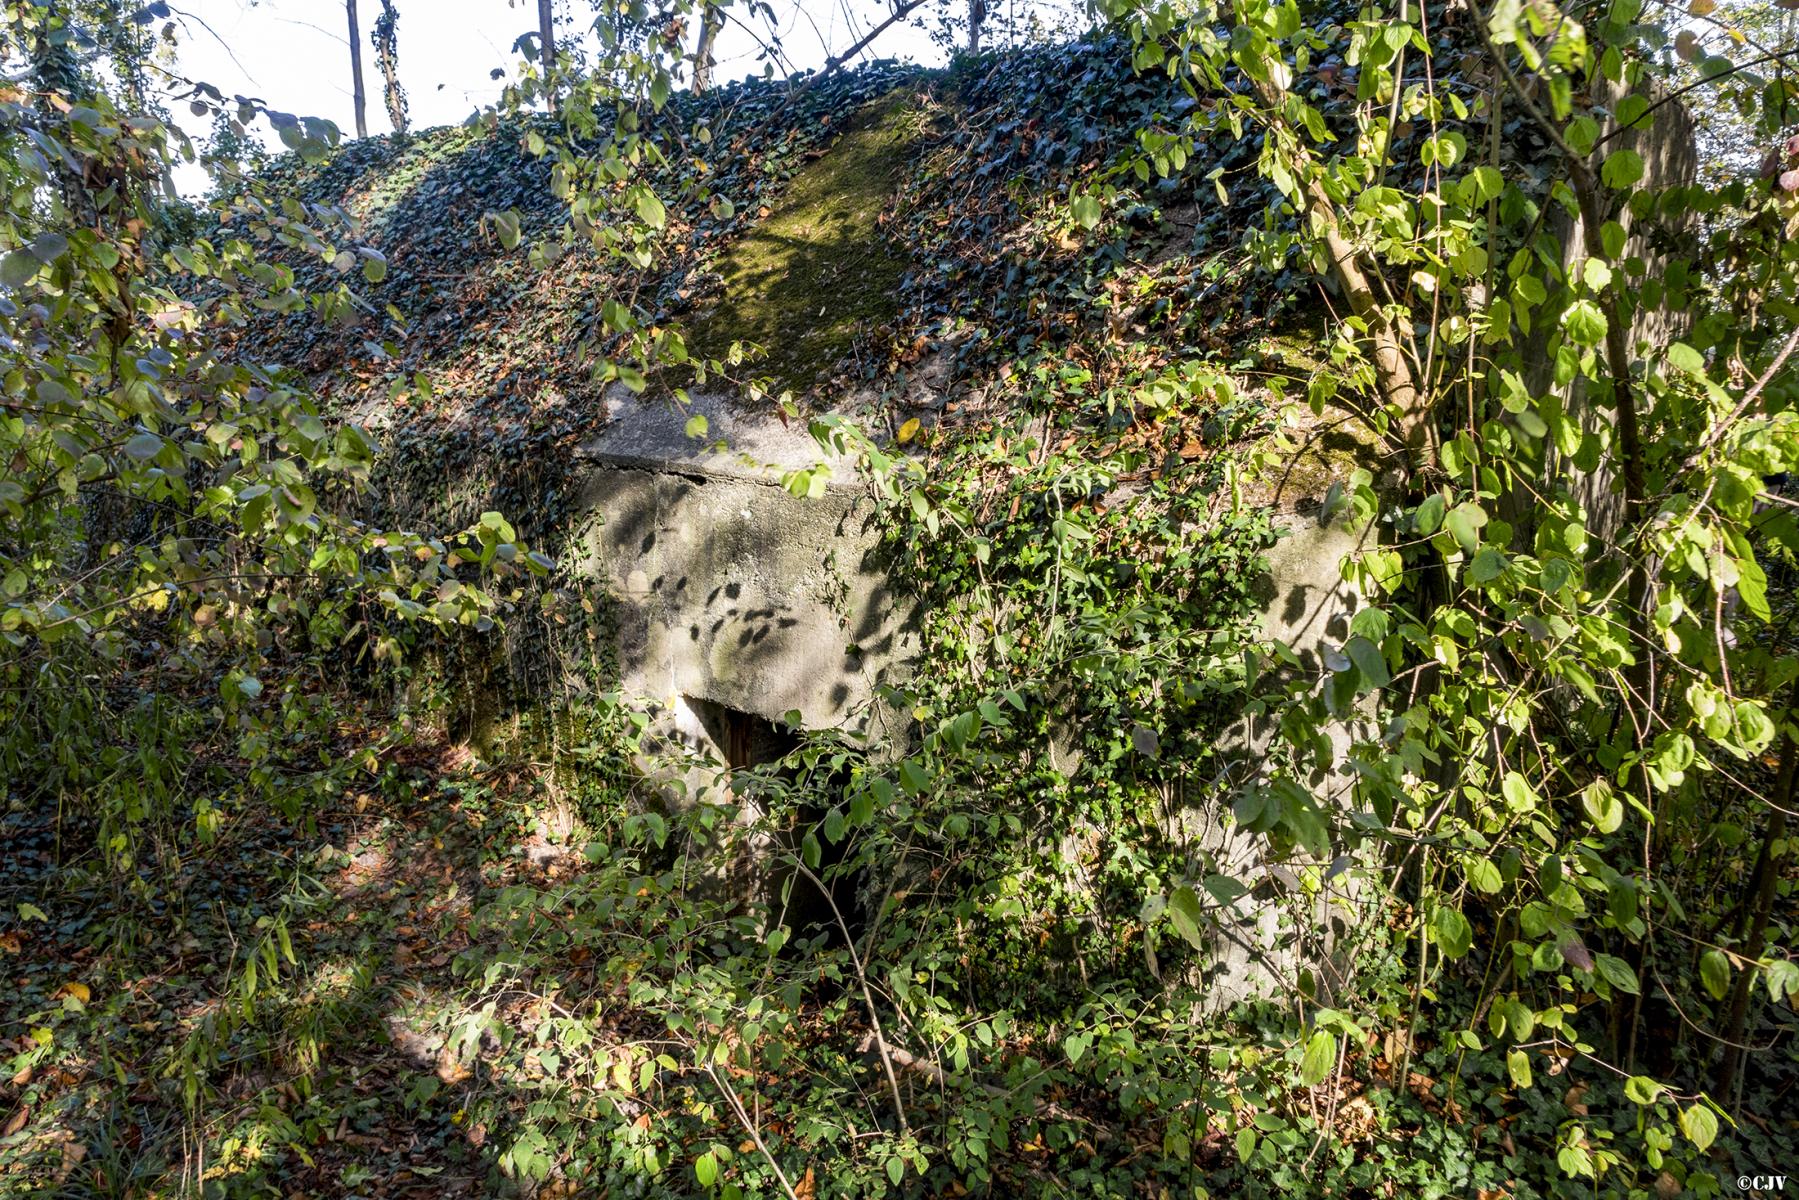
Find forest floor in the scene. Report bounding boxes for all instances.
[0,728,590,1197]
[6,719,1798,1199]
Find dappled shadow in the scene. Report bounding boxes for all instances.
[0,729,766,1196]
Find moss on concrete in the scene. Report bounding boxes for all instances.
[684,92,925,398]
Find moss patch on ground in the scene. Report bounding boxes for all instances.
[683,91,926,399]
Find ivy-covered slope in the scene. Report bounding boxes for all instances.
[226,40,1344,544]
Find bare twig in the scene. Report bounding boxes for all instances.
[789,858,911,1136]
[704,1062,802,1200]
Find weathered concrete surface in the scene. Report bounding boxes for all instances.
[1193,509,1376,1009]
[572,392,910,771]
[1530,84,1699,541]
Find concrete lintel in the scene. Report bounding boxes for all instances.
[577,388,861,491]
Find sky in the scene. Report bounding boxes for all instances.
[158,0,1083,190]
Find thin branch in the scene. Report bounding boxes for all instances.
[792,0,927,96]
[788,858,911,1137]
[1681,323,1799,472]
[1595,46,1799,151]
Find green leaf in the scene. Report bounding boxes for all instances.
[1468,547,1508,584]
[1064,1030,1092,1065]
[1563,300,1608,346]
[635,188,667,229]
[1601,148,1644,189]
[1507,1048,1533,1089]
[886,1155,904,1186]
[1594,953,1640,995]
[1070,191,1103,229]
[695,1150,717,1187]
[1700,949,1730,1001]
[1300,1030,1336,1085]
[124,432,164,461]
[1167,886,1206,949]
[1624,1075,1663,1105]
[1666,342,1705,375]
[1,249,39,288]
[1680,1102,1718,1151]
[1413,492,1445,535]
[1582,780,1623,834]
[1444,502,1488,551]
[685,413,709,438]
[1345,635,1390,687]
[1202,873,1248,905]
[1467,858,1503,894]
[1433,906,1473,959]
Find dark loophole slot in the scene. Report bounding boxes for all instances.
[682,697,862,948]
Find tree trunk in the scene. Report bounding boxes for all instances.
[1218,0,1428,456]
[374,0,408,135]
[967,0,985,53]
[538,0,557,112]
[346,0,368,139]
[692,3,723,93]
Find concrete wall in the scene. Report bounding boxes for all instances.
[1532,82,1699,540]
[571,391,913,773]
